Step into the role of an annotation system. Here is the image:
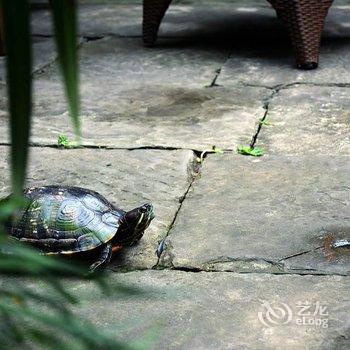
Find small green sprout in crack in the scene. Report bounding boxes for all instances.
[196,145,224,164]
[237,145,264,157]
[259,118,271,126]
[57,134,80,149]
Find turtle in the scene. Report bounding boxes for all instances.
[2,185,154,272]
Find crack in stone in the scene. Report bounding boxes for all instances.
[201,256,286,274]
[244,81,350,91]
[113,261,349,277]
[153,176,197,267]
[167,266,349,276]
[0,142,237,154]
[249,88,278,149]
[154,157,201,268]
[204,256,283,267]
[84,35,104,42]
[0,142,202,153]
[245,78,350,149]
[31,37,85,79]
[154,150,236,269]
[152,247,350,276]
[198,253,349,276]
[205,51,232,88]
[206,67,222,88]
[278,246,323,262]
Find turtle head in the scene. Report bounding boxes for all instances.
[116,204,155,246]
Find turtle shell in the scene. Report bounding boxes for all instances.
[6,186,125,254]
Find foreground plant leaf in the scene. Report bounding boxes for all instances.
[0,300,133,350]
[1,2,147,348]
[237,146,264,157]
[50,0,81,142]
[3,1,32,196]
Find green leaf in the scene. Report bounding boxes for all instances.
[50,0,81,142]
[0,239,89,278]
[259,119,270,126]
[0,301,133,350]
[57,133,79,148]
[0,3,149,349]
[25,328,71,350]
[237,146,264,157]
[57,133,70,147]
[2,1,32,196]
[0,196,28,222]
[0,285,70,315]
[212,146,224,154]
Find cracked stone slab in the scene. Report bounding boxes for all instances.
[0,34,266,150]
[16,270,350,349]
[217,43,350,88]
[217,44,350,87]
[256,86,350,155]
[0,76,267,149]
[0,146,194,269]
[0,37,58,83]
[161,154,350,275]
[216,4,350,87]
[63,36,227,89]
[31,5,142,37]
[35,1,337,49]
[31,3,273,38]
[32,1,350,50]
[325,3,350,39]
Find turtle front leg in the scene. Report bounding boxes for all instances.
[89,243,113,273]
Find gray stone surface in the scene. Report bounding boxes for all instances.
[31,1,350,92]
[32,5,142,37]
[1,22,267,150]
[217,43,350,87]
[214,4,350,87]
[32,270,350,349]
[256,86,350,155]
[0,37,58,83]
[34,2,349,42]
[1,2,350,348]
[161,154,350,275]
[0,75,267,150]
[63,36,227,89]
[31,3,273,38]
[0,146,194,269]
[325,2,350,38]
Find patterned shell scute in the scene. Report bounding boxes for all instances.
[8,186,124,254]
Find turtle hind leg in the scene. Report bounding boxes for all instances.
[89,243,112,273]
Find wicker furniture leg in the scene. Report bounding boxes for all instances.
[143,0,172,46]
[268,0,334,69]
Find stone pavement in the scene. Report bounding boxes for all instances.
[1,0,350,348]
